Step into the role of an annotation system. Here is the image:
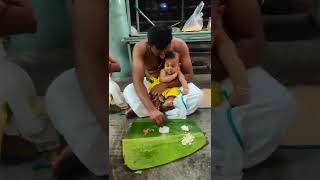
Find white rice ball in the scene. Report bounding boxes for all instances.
[181,125,189,132]
[159,126,170,134]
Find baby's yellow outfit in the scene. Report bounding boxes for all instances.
[0,100,9,155]
[0,37,8,44]
[148,77,180,98]
[212,81,223,107]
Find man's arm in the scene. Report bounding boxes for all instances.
[214,0,264,81]
[73,0,107,131]
[0,0,37,36]
[224,0,265,66]
[132,43,157,112]
[177,40,193,82]
[132,43,165,126]
[216,30,249,88]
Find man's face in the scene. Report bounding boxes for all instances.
[151,43,171,59]
[164,56,179,75]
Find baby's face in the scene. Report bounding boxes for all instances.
[164,57,179,75]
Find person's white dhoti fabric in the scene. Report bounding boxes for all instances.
[0,44,60,152]
[45,68,107,176]
[212,67,297,180]
[109,74,126,108]
[123,78,203,119]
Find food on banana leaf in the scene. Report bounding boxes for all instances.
[123,119,207,170]
[159,126,169,134]
[181,132,194,145]
[181,125,189,132]
[143,128,154,135]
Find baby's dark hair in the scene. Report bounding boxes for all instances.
[147,24,172,50]
[164,51,179,61]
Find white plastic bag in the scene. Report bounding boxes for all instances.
[182,1,204,32]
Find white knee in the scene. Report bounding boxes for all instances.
[123,83,135,104]
[123,83,149,117]
[45,69,76,120]
[186,83,203,115]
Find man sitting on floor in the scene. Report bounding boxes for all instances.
[123,25,203,126]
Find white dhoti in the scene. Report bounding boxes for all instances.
[212,67,297,180]
[109,74,126,108]
[123,78,203,119]
[0,44,60,152]
[45,68,107,176]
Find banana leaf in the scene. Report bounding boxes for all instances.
[122,118,208,170]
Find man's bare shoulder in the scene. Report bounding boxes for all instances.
[171,37,188,52]
[172,37,186,47]
[134,39,148,53]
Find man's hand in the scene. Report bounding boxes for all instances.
[149,109,166,127]
[149,83,168,99]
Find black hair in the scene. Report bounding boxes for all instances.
[164,51,176,60]
[147,25,172,50]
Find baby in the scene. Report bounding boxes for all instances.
[213,0,250,106]
[148,51,188,109]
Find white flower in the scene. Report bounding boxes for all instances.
[181,125,189,132]
[159,126,170,134]
[181,133,194,145]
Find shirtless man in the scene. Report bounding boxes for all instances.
[123,25,203,126]
[213,0,296,179]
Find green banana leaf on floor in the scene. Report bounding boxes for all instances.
[122,118,208,170]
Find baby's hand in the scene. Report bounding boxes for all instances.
[173,71,179,78]
[183,88,189,95]
[229,86,250,107]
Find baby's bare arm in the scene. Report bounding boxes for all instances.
[217,30,249,89]
[159,69,178,83]
[178,71,188,90]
